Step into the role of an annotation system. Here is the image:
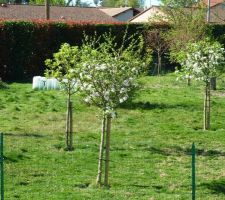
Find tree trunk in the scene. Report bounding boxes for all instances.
[68,101,73,151]
[96,113,106,186]
[66,92,73,151]
[66,95,70,149]
[187,76,191,86]
[210,77,216,90]
[204,81,211,130]
[157,53,161,76]
[104,115,111,186]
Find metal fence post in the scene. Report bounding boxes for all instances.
[0,133,4,200]
[192,143,196,200]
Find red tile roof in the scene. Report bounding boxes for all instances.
[202,0,224,7]
[0,4,118,22]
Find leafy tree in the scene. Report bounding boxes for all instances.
[145,28,169,75]
[161,0,198,7]
[156,0,209,84]
[45,44,81,151]
[164,6,207,59]
[77,32,150,186]
[176,40,225,130]
[162,0,220,90]
[29,0,65,5]
[101,0,142,7]
[28,0,90,6]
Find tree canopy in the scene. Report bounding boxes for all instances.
[100,0,143,7]
[175,39,225,130]
[161,0,198,7]
[29,0,65,5]
[152,0,208,63]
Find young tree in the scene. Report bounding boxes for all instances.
[156,0,209,84]
[145,28,169,75]
[176,40,224,130]
[78,33,150,186]
[45,43,80,151]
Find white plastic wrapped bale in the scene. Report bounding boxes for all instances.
[45,78,60,90]
[32,76,60,90]
[52,78,60,90]
[32,76,46,90]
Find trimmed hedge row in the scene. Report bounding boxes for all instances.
[1,20,225,81]
[0,20,144,81]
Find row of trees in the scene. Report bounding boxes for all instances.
[98,0,144,7]
[3,0,144,7]
[145,0,208,76]
[45,32,150,186]
[43,0,225,187]
[145,0,225,130]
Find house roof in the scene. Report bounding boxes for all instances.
[130,3,225,24]
[0,4,118,22]
[100,7,133,17]
[202,0,224,7]
[100,7,143,17]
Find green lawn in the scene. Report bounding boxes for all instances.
[1,74,225,199]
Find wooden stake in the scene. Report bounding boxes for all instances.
[157,53,161,75]
[96,113,106,185]
[104,115,111,186]
[204,82,210,130]
[69,101,73,151]
[66,97,70,149]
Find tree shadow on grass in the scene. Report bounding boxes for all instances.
[147,146,225,157]
[147,146,171,156]
[4,132,45,138]
[201,179,225,194]
[4,153,31,163]
[74,182,90,189]
[130,184,151,188]
[174,146,225,156]
[120,101,196,110]
[128,184,164,191]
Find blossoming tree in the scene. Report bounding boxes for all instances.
[176,40,224,130]
[78,33,150,186]
[45,43,80,151]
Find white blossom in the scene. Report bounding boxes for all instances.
[177,40,225,82]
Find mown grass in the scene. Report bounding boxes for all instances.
[1,73,225,199]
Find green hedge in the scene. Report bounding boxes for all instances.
[1,21,225,81]
[0,21,144,81]
[211,24,225,47]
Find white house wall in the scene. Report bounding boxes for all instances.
[115,10,134,21]
[130,7,164,23]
